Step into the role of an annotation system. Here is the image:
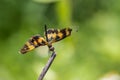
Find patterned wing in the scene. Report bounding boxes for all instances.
[20,35,47,54]
[45,28,72,43]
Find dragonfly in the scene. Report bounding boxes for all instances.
[20,27,72,54]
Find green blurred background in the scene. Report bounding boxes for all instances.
[0,0,120,80]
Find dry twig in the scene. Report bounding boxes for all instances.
[38,52,56,80]
[38,25,56,80]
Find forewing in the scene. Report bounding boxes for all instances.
[45,28,72,43]
[20,35,47,54]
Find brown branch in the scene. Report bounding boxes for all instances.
[38,25,56,80]
[38,52,56,80]
[44,24,49,42]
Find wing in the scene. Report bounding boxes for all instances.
[45,28,72,43]
[20,35,47,54]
